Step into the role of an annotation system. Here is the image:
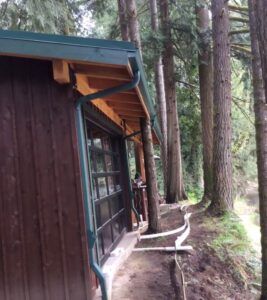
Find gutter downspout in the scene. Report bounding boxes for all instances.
[75,71,140,300]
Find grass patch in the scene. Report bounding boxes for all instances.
[203,212,261,286]
[211,212,249,256]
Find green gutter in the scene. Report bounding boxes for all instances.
[0,29,162,143]
[75,71,140,300]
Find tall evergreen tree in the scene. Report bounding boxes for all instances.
[160,0,186,202]
[209,0,233,214]
[122,0,161,233]
[125,0,142,52]
[196,0,213,206]
[255,0,267,103]
[248,0,267,298]
[117,0,129,41]
[149,0,167,195]
[0,0,76,34]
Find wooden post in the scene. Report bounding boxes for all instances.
[134,142,146,181]
[140,118,161,233]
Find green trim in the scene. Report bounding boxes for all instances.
[75,69,141,300]
[0,29,135,50]
[0,29,162,142]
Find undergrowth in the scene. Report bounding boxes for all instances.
[203,212,261,287]
[187,186,203,204]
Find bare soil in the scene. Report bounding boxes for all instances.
[112,207,259,300]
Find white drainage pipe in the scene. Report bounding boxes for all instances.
[139,213,192,240]
[133,245,193,252]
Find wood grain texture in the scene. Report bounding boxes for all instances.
[0,56,91,300]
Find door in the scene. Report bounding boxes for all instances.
[86,121,126,265]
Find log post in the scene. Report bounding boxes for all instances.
[134,142,146,181]
[140,118,161,233]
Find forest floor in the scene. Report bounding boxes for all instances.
[112,204,261,300]
[235,181,261,255]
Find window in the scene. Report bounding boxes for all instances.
[86,121,126,264]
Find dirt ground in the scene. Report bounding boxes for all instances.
[112,206,260,300]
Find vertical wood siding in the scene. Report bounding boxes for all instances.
[0,57,92,300]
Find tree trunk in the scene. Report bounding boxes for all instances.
[248,0,267,298]
[141,118,161,233]
[209,0,233,214]
[125,0,142,53]
[196,2,213,205]
[117,0,129,41]
[123,0,161,232]
[149,0,167,196]
[160,0,186,203]
[255,0,267,104]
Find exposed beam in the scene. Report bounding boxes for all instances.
[87,77,136,94]
[117,110,146,117]
[74,64,130,81]
[76,74,92,95]
[106,93,140,103]
[108,102,141,109]
[53,60,70,84]
[75,74,141,143]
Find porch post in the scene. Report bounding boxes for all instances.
[140,117,161,233]
[134,142,146,181]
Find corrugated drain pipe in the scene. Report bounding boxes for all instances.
[75,71,140,300]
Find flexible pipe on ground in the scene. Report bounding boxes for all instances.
[175,221,191,248]
[139,213,192,240]
[133,245,193,252]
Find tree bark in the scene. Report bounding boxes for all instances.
[160,0,186,203]
[123,0,161,232]
[196,2,213,205]
[117,0,129,41]
[141,118,161,233]
[125,0,142,53]
[248,0,267,298]
[255,0,267,104]
[209,0,233,214]
[149,0,167,196]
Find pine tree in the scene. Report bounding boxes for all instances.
[209,0,233,214]
[120,0,162,233]
[248,0,267,298]
[149,0,167,196]
[196,0,213,206]
[160,0,186,203]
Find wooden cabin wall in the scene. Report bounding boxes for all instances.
[0,56,93,300]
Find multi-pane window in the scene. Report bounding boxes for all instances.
[86,121,125,264]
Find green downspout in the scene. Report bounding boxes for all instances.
[75,71,140,300]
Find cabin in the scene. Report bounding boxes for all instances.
[0,30,161,300]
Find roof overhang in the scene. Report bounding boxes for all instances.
[0,30,162,144]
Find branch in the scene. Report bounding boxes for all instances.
[231,44,251,55]
[229,29,249,35]
[229,16,249,23]
[232,97,254,125]
[231,42,251,47]
[228,5,248,12]
[176,80,198,89]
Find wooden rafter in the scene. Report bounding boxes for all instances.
[109,102,141,108]
[116,110,145,117]
[74,64,130,81]
[105,93,139,102]
[87,77,135,94]
[75,74,141,143]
